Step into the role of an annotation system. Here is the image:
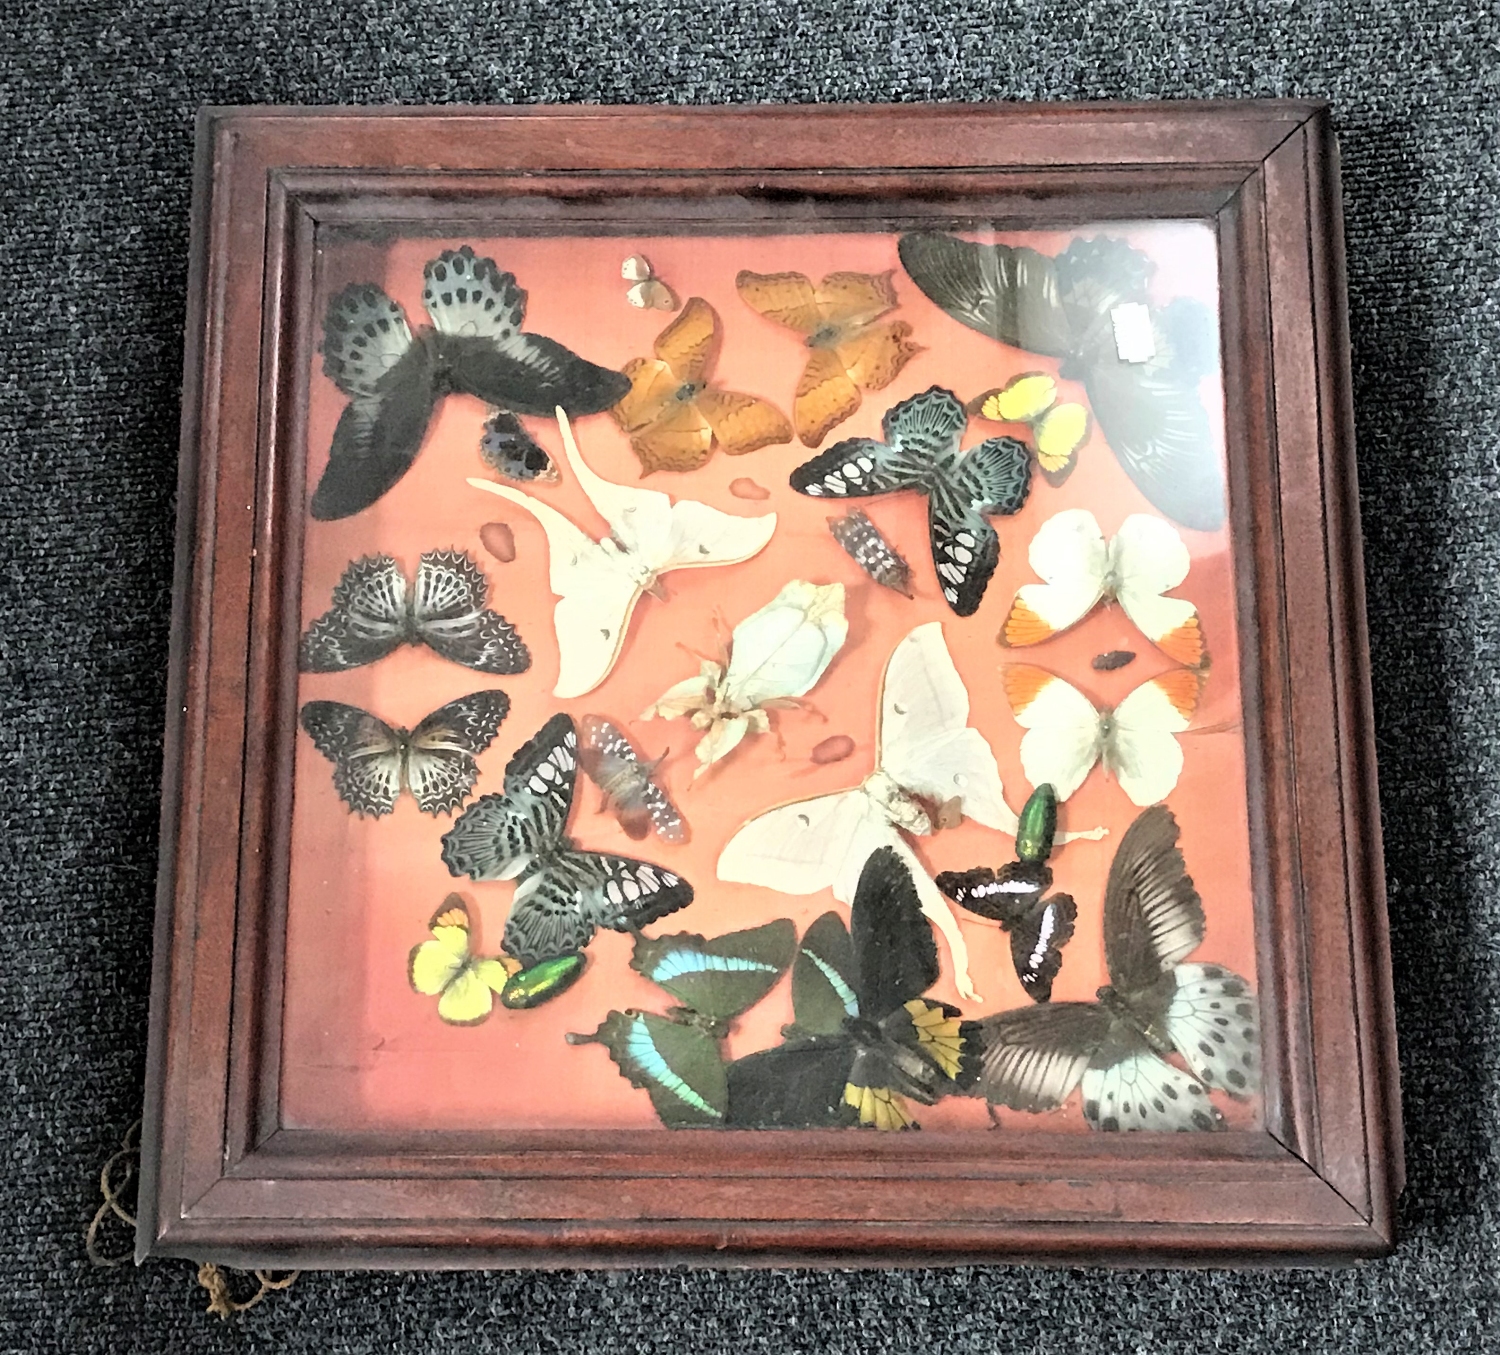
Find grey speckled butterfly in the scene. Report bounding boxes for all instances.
[313,246,630,518]
[299,691,511,817]
[971,805,1259,1131]
[299,550,529,676]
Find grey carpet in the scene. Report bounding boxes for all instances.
[2,1,1498,1350]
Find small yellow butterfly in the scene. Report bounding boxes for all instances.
[975,373,1091,484]
[407,896,513,1025]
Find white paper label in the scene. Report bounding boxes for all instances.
[1110,303,1156,364]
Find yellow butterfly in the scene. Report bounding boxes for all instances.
[407,896,513,1025]
[611,297,792,474]
[973,373,1091,484]
[736,269,921,447]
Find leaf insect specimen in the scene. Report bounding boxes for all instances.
[789,387,1032,617]
[724,849,972,1131]
[440,713,693,968]
[299,549,530,675]
[1003,665,1204,806]
[736,268,921,447]
[1001,509,1208,669]
[577,715,688,844]
[312,246,629,518]
[408,896,511,1025]
[641,580,849,777]
[899,231,1225,531]
[935,784,1077,1003]
[299,691,511,818]
[467,408,777,698]
[610,297,792,474]
[826,508,914,598]
[971,805,1259,1131]
[566,920,798,1127]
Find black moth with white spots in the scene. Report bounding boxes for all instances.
[970,805,1259,1131]
[789,387,1031,616]
[440,713,693,967]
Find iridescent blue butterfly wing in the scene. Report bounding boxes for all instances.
[568,1011,727,1128]
[788,911,859,1037]
[631,920,797,1021]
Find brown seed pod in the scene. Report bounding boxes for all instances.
[729,477,771,501]
[810,734,855,765]
[479,522,516,563]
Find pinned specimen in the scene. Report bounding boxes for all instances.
[578,715,688,843]
[827,508,914,598]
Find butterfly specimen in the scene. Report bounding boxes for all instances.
[641,580,849,776]
[973,373,1091,484]
[724,849,971,1130]
[577,714,688,843]
[312,246,629,518]
[440,713,694,967]
[935,784,1077,1003]
[971,805,1259,1130]
[468,408,777,698]
[827,508,914,598]
[717,622,1096,1004]
[408,896,511,1025]
[1003,665,1204,806]
[621,254,677,310]
[610,297,792,474]
[299,549,530,675]
[789,386,1032,617]
[299,690,511,817]
[736,268,921,447]
[566,920,797,1128]
[1001,509,1208,669]
[898,231,1225,531]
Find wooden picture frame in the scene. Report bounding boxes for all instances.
[137,100,1401,1267]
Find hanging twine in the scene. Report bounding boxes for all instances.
[195,1264,300,1318]
[85,1119,141,1268]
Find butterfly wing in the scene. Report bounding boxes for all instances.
[578,715,687,843]
[613,360,713,474]
[897,232,1075,356]
[1164,962,1259,1099]
[926,434,1030,616]
[1107,671,1202,806]
[735,270,822,335]
[299,555,410,672]
[1002,509,1109,646]
[1008,892,1077,1004]
[298,700,406,817]
[423,248,629,415]
[1081,1046,1225,1131]
[408,896,508,1025]
[696,388,792,457]
[631,919,798,1020]
[404,690,512,816]
[789,911,861,1036]
[409,550,530,674]
[440,712,577,881]
[788,430,927,500]
[934,862,1049,926]
[571,1011,727,1127]
[792,347,864,448]
[972,1002,1113,1111]
[1002,666,1103,803]
[1109,514,1207,668]
[723,1038,857,1129]
[834,320,920,395]
[1103,805,1205,994]
[716,789,896,902]
[848,847,940,1023]
[479,409,558,483]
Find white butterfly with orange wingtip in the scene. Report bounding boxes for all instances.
[1000,510,1208,670]
[468,408,777,698]
[1002,664,1204,806]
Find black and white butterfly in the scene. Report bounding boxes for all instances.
[577,715,688,844]
[313,246,630,519]
[788,386,1031,616]
[440,713,694,967]
[299,550,530,675]
[935,863,1076,1004]
[971,805,1259,1131]
[898,232,1224,532]
[299,691,511,818]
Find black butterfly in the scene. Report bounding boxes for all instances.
[724,847,973,1131]
[789,387,1030,617]
[971,805,1260,1131]
[935,863,1076,1004]
[440,713,694,967]
[299,550,530,675]
[312,246,630,519]
[898,232,1224,532]
[299,691,511,817]
[577,714,688,844]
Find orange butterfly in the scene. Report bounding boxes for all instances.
[611,297,792,475]
[735,269,922,447]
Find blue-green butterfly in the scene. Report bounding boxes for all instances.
[566,919,797,1128]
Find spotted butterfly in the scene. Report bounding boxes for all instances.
[299,690,511,817]
[577,714,688,844]
[299,549,530,675]
[788,386,1031,616]
[971,805,1260,1131]
[439,713,694,967]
